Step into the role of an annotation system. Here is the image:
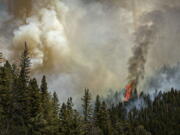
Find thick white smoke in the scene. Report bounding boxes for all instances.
[13,8,71,72]
[1,0,180,103]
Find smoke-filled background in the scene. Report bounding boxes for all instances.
[1,0,180,103]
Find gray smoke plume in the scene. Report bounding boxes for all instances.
[127,0,180,91]
[128,21,155,84]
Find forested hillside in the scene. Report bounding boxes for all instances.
[0,45,179,135]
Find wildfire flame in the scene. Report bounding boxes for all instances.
[124,80,136,101]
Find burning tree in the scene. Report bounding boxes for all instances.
[124,80,137,101]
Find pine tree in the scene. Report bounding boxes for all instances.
[28,79,41,117]
[27,78,42,135]
[0,61,14,134]
[41,75,48,94]
[11,43,31,135]
[19,42,31,87]
[98,101,112,135]
[94,95,101,126]
[81,89,93,135]
[82,89,92,122]
[40,75,50,118]
[40,75,52,134]
[51,92,60,135]
[52,92,60,117]
[59,102,67,133]
[59,98,83,135]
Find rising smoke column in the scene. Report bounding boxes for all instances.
[127,0,180,92]
[127,21,155,86]
[124,1,157,100]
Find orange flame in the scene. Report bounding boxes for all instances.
[124,80,136,101]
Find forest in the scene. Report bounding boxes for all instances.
[0,45,180,135]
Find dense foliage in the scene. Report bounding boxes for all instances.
[0,45,179,135]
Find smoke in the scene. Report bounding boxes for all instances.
[127,22,155,84]
[139,3,180,92]
[127,0,180,91]
[143,63,180,93]
[6,0,32,18]
[12,7,71,73]
[0,0,134,102]
[1,0,180,103]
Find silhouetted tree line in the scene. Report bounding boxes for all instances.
[0,45,179,135]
